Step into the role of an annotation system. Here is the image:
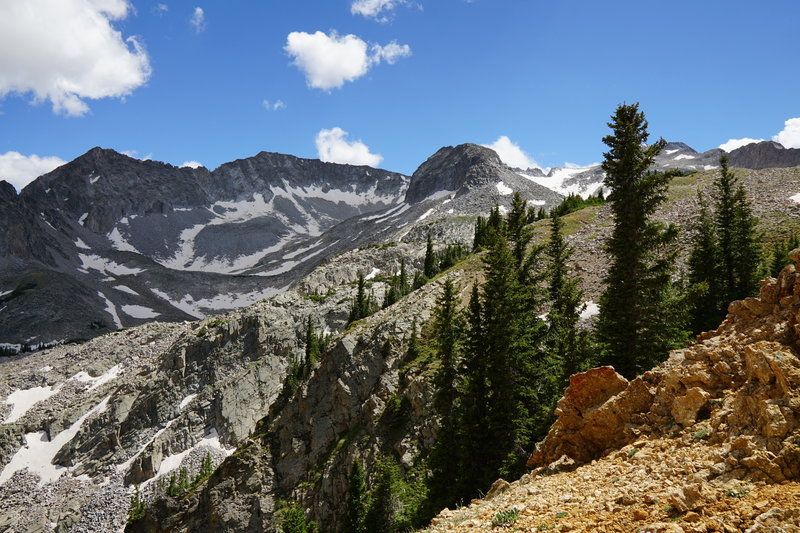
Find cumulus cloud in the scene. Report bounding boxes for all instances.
[262,99,286,111]
[351,0,409,22]
[190,7,206,33]
[285,31,411,90]
[121,150,152,160]
[0,151,67,191]
[181,161,204,169]
[0,0,151,117]
[371,42,412,64]
[482,136,540,170]
[773,118,800,149]
[719,138,764,152]
[316,127,383,167]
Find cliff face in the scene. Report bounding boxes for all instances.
[427,254,800,532]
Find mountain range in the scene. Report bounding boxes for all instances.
[1,139,799,348]
[0,138,799,531]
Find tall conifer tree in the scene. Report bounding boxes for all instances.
[595,103,683,377]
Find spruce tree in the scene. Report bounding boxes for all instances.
[344,461,367,533]
[687,191,722,334]
[424,233,437,279]
[304,317,321,371]
[348,274,375,325]
[595,103,683,378]
[427,279,463,510]
[713,154,761,305]
[364,457,401,532]
[545,212,590,387]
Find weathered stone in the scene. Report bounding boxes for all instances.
[485,479,511,500]
[671,387,711,426]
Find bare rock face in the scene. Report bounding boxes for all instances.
[529,253,800,487]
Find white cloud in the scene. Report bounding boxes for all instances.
[153,3,168,15]
[315,127,383,167]
[285,31,411,90]
[773,118,800,149]
[121,150,152,160]
[0,152,67,191]
[719,137,764,152]
[262,99,286,111]
[190,7,206,33]
[371,42,412,65]
[351,0,409,22]
[482,136,540,170]
[0,0,152,117]
[181,161,204,169]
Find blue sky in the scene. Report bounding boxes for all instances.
[1,0,799,190]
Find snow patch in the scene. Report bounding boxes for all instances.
[74,238,90,250]
[674,154,695,160]
[113,285,139,296]
[664,149,680,155]
[365,268,381,280]
[144,428,233,487]
[580,301,600,320]
[71,364,123,391]
[418,208,436,222]
[97,292,122,328]
[151,287,285,318]
[791,193,800,204]
[3,384,62,424]
[0,396,110,486]
[79,213,88,226]
[121,305,159,319]
[107,227,138,253]
[79,254,144,276]
[179,394,197,410]
[703,165,719,171]
[89,175,101,184]
[495,182,513,195]
[517,166,601,198]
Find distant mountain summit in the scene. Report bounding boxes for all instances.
[0,144,565,346]
[2,136,798,347]
[728,140,800,169]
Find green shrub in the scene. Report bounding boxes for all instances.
[491,508,519,527]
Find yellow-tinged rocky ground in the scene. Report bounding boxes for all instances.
[426,252,800,532]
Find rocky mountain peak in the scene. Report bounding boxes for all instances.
[0,181,17,202]
[729,140,800,169]
[404,143,506,203]
[662,141,698,154]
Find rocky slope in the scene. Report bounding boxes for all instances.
[0,144,565,347]
[426,252,800,532]
[0,240,434,532]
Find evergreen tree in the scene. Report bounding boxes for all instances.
[424,233,438,279]
[473,216,487,251]
[427,280,463,509]
[407,319,420,361]
[280,502,317,533]
[344,461,367,533]
[304,317,321,370]
[687,191,722,334]
[348,274,376,325]
[455,285,491,499]
[364,457,401,533]
[595,103,684,378]
[399,260,409,296]
[506,192,532,267]
[731,183,760,297]
[545,212,591,387]
[713,154,761,304]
